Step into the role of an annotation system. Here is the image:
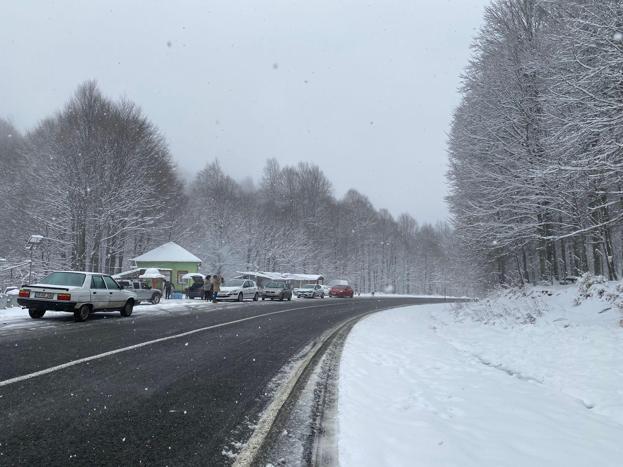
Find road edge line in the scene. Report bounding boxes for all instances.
[232,310,377,467]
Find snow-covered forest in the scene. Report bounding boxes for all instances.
[0,82,462,295]
[448,0,623,286]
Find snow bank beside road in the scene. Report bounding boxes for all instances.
[338,287,623,466]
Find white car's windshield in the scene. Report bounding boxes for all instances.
[227,279,245,287]
[39,272,85,287]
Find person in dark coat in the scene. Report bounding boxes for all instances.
[204,275,213,301]
[165,280,172,300]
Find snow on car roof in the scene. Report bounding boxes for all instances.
[131,242,202,263]
[42,270,95,275]
[236,271,324,281]
[139,268,167,279]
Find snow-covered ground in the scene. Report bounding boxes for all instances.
[0,299,234,333]
[338,282,623,466]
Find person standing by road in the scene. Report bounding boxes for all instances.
[165,280,172,300]
[204,275,213,301]
[211,274,222,303]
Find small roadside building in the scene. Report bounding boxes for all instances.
[131,242,202,289]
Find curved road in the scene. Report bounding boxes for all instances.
[0,297,453,465]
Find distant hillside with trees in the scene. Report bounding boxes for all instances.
[0,82,466,295]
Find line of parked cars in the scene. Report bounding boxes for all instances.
[14,270,355,322]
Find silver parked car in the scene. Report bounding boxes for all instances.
[261,281,293,301]
[118,279,162,304]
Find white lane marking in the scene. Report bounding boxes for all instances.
[0,303,342,388]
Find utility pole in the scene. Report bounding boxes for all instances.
[26,235,44,284]
[29,247,33,284]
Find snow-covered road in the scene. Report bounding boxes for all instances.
[338,289,623,467]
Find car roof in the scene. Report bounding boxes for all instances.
[47,270,108,275]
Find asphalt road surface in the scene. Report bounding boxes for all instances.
[0,296,455,466]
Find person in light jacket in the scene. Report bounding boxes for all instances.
[211,274,222,303]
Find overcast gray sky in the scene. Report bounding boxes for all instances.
[1,0,489,224]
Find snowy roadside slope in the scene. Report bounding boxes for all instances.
[434,286,623,425]
[338,287,623,467]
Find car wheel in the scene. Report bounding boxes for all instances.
[120,300,134,317]
[151,293,161,304]
[279,294,284,301]
[320,293,325,299]
[253,293,259,301]
[262,297,266,301]
[28,308,46,319]
[74,304,91,322]
[237,293,244,302]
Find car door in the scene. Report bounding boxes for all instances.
[103,275,124,308]
[243,281,252,299]
[132,281,144,300]
[140,282,153,301]
[90,275,109,310]
[249,280,258,298]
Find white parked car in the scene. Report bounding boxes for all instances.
[17,271,137,322]
[215,279,259,302]
[1,287,19,309]
[296,284,325,299]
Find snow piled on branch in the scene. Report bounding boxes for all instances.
[574,272,623,310]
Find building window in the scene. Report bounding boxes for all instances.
[177,271,188,284]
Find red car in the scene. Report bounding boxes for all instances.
[329,285,354,298]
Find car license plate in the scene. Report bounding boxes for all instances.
[35,292,54,299]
